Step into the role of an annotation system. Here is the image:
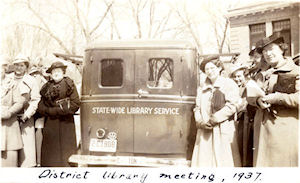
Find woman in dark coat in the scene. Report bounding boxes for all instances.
[37,61,80,167]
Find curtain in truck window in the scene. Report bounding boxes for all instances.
[100,59,123,87]
[147,58,173,88]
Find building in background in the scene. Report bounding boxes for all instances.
[228,1,299,63]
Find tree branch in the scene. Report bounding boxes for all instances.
[25,0,71,54]
[89,2,113,36]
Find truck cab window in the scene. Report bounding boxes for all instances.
[100,59,123,87]
[147,58,173,88]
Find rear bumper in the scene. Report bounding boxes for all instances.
[69,154,191,167]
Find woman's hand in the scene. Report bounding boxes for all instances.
[196,122,213,130]
[257,97,271,109]
[208,114,220,127]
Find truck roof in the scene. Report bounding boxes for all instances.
[85,40,195,51]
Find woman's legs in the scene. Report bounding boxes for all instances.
[35,117,44,167]
[35,128,43,166]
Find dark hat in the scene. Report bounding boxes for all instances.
[256,31,284,53]
[46,61,67,73]
[199,55,220,73]
[249,40,264,56]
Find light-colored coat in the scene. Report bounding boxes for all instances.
[14,73,41,167]
[247,58,299,167]
[191,76,241,167]
[1,76,25,151]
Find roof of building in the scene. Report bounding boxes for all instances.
[227,1,299,18]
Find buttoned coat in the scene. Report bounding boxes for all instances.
[38,76,80,167]
[1,76,25,151]
[247,58,299,167]
[191,76,241,167]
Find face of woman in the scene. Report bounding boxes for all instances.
[14,62,27,76]
[262,43,284,67]
[205,62,220,81]
[51,68,64,82]
[252,51,262,64]
[232,70,246,87]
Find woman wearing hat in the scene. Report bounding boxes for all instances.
[37,61,80,166]
[248,32,299,167]
[191,56,241,167]
[1,56,25,167]
[12,54,41,167]
[29,66,48,167]
[229,64,256,167]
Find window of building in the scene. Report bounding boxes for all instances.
[249,23,266,50]
[147,58,173,88]
[99,59,123,87]
[273,19,291,56]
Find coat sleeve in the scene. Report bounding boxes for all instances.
[8,85,25,115]
[212,79,240,123]
[67,83,80,114]
[245,80,264,108]
[22,76,41,119]
[271,92,299,107]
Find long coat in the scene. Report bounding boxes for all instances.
[37,77,80,167]
[191,76,241,167]
[247,58,299,167]
[14,74,40,167]
[1,76,24,151]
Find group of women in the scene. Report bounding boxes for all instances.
[1,31,298,168]
[1,57,80,167]
[191,32,299,167]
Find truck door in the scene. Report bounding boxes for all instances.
[133,50,187,155]
[81,50,135,154]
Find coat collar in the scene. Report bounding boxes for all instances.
[274,57,295,72]
[202,76,224,91]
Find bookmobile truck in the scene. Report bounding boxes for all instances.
[68,40,238,167]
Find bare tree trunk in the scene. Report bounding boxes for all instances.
[219,18,229,54]
[105,0,121,39]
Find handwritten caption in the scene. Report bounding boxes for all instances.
[38,169,263,183]
[92,106,180,115]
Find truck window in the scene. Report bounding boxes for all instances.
[147,58,173,88]
[100,59,123,87]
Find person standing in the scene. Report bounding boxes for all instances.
[12,54,40,167]
[37,61,80,167]
[1,56,25,167]
[248,32,299,167]
[229,64,256,167]
[191,57,241,167]
[29,66,48,167]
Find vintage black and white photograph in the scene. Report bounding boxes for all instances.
[0,0,299,173]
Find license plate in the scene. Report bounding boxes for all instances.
[89,138,117,152]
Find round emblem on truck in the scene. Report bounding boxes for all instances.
[96,128,106,139]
